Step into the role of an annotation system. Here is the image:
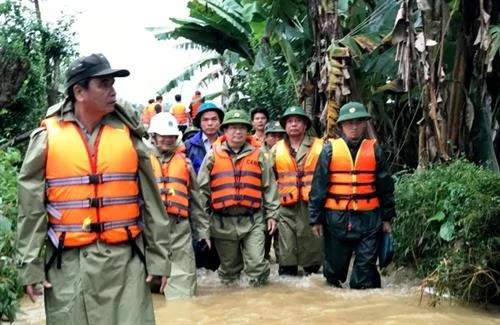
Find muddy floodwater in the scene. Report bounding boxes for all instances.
[13,267,500,325]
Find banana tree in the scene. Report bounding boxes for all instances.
[151,0,262,104]
[384,0,499,171]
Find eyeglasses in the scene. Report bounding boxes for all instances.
[226,125,248,132]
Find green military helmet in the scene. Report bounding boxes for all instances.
[264,120,286,135]
[182,125,199,141]
[279,106,312,130]
[337,101,371,123]
[193,101,225,128]
[219,109,252,130]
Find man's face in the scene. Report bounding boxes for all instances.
[74,77,117,115]
[285,116,307,137]
[154,134,178,152]
[224,124,248,149]
[252,112,268,132]
[265,132,284,149]
[341,119,368,141]
[200,111,221,136]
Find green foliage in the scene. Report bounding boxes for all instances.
[231,63,296,118]
[394,159,500,304]
[0,148,22,322]
[157,0,254,62]
[0,0,77,142]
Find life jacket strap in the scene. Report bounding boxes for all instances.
[327,193,377,201]
[49,218,140,233]
[47,195,139,212]
[156,176,188,186]
[45,231,65,273]
[46,172,137,187]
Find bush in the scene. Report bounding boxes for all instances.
[0,148,22,322]
[393,159,500,304]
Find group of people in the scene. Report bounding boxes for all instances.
[15,54,395,325]
[142,91,204,134]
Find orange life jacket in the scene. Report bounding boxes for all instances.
[150,150,190,218]
[43,117,141,248]
[251,134,264,148]
[190,94,202,119]
[325,138,380,211]
[171,103,189,124]
[142,103,157,124]
[274,138,323,205]
[210,136,262,211]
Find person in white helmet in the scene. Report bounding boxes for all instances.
[148,112,210,299]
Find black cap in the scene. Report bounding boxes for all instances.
[65,53,130,91]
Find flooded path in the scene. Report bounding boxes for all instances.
[13,268,500,324]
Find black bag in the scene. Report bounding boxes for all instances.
[193,238,220,271]
[378,232,394,268]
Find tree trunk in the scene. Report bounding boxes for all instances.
[0,51,31,107]
[32,0,42,23]
[307,0,346,138]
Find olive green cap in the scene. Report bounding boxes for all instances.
[264,120,286,134]
[337,101,371,123]
[279,106,312,129]
[182,125,199,141]
[219,109,252,130]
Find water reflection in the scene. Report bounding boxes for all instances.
[14,268,500,325]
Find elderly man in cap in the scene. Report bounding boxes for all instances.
[271,106,324,276]
[308,101,396,289]
[15,53,172,325]
[197,109,279,285]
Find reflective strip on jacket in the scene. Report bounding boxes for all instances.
[274,138,323,205]
[150,151,190,218]
[209,136,262,211]
[171,103,189,124]
[43,117,141,248]
[325,138,380,211]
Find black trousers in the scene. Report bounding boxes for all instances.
[323,210,382,289]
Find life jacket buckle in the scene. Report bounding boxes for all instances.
[89,222,105,233]
[89,197,103,208]
[88,173,103,184]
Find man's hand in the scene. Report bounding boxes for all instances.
[267,219,277,235]
[382,221,392,233]
[200,238,211,250]
[311,224,323,239]
[26,280,52,303]
[146,275,168,294]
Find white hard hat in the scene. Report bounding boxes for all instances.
[148,112,179,136]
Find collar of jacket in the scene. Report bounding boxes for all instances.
[220,140,254,156]
[284,134,313,148]
[45,99,146,138]
[187,130,221,148]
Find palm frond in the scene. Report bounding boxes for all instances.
[174,41,213,52]
[202,0,249,35]
[487,25,500,73]
[198,68,222,88]
[157,55,223,94]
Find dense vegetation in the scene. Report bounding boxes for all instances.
[0,148,22,321]
[0,0,77,321]
[394,160,500,304]
[159,0,500,172]
[0,0,76,144]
